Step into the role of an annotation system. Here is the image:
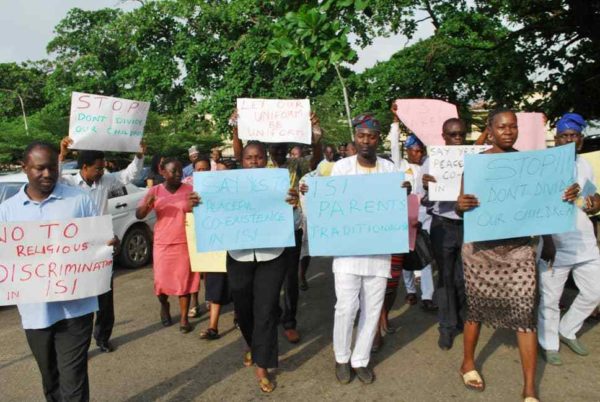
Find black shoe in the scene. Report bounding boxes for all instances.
[438,332,454,350]
[420,300,438,312]
[335,363,352,384]
[299,278,309,291]
[97,341,114,353]
[354,366,374,384]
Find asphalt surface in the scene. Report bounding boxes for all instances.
[1,257,600,402]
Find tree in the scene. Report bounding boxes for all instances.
[0,62,50,121]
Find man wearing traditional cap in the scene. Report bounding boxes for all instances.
[538,113,600,365]
[313,113,405,384]
[183,145,200,178]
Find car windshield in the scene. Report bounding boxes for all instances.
[0,182,23,204]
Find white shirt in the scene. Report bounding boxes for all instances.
[408,160,432,229]
[551,156,600,266]
[60,156,143,215]
[331,155,399,278]
[228,248,284,262]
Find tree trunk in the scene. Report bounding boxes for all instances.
[334,63,354,141]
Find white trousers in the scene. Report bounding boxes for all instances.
[333,272,387,367]
[402,264,434,300]
[538,257,600,351]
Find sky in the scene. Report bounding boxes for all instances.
[0,1,434,72]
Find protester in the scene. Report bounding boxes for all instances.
[302,113,404,385]
[146,154,165,187]
[210,148,222,171]
[182,155,212,318]
[456,109,580,402]
[199,159,233,340]
[58,136,145,353]
[422,118,469,350]
[289,145,303,159]
[136,158,199,334]
[231,111,323,344]
[338,143,346,158]
[404,134,437,311]
[0,142,106,401]
[190,141,298,392]
[345,142,357,157]
[537,113,600,365]
[183,146,200,178]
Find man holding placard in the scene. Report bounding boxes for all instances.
[421,118,469,351]
[538,113,600,366]
[303,113,408,385]
[0,142,109,402]
[58,136,145,353]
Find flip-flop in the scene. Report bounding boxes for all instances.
[460,370,485,392]
[258,377,275,393]
[523,397,539,402]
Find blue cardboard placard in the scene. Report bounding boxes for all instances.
[464,143,576,242]
[305,172,408,256]
[193,168,295,252]
[581,179,597,199]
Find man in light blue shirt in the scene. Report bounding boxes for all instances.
[0,141,101,402]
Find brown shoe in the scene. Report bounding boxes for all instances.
[284,328,300,343]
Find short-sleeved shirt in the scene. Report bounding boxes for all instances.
[330,155,399,278]
[140,183,193,245]
[552,156,600,266]
[0,183,99,329]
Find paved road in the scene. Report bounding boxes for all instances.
[1,257,599,401]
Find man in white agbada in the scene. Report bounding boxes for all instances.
[304,113,407,384]
[538,113,600,365]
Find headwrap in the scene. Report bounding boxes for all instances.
[352,113,381,133]
[188,145,199,156]
[405,134,424,149]
[556,113,586,134]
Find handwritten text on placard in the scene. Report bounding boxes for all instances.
[69,92,150,153]
[0,216,114,306]
[306,173,408,256]
[237,98,311,144]
[464,144,576,242]
[429,145,490,201]
[193,169,295,252]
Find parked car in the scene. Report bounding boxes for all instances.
[0,172,156,269]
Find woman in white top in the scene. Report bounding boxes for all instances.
[190,142,298,393]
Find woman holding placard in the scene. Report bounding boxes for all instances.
[456,109,579,402]
[189,142,298,393]
[136,158,199,334]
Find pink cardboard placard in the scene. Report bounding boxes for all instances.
[408,194,420,251]
[515,112,546,151]
[394,99,458,146]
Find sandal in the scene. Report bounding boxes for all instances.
[200,328,220,340]
[524,397,539,402]
[160,302,172,327]
[460,369,485,392]
[243,351,253,367]
[258,377,275,393]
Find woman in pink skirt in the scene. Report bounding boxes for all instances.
[136,158,200,333]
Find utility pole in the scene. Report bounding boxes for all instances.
[0,88,29,136]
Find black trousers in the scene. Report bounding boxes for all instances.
[93,278,114,344]
[227,253,287,369]
[25,313,93,402]
[281,229,303,330]
[430,215,466,335]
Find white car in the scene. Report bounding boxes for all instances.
[0,171,156,269]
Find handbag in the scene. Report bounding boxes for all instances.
[403,228,433,271]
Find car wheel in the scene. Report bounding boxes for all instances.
[119,225,152,269]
